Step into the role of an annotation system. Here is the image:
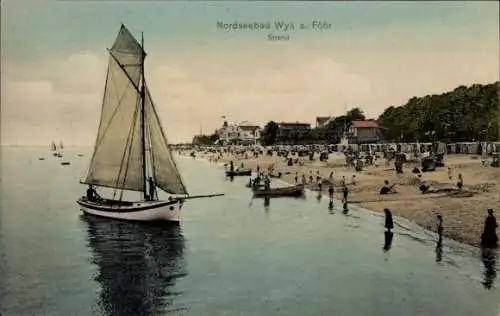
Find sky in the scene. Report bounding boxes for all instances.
[1,1,499,145]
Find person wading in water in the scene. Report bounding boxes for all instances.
[342,185,349,203]
[384,208,394,233]
[328,184,334,202]
[481,209,498,249]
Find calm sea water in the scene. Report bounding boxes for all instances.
[1,147,498,316]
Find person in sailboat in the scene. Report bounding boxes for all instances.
[148,177,156,201]
[86,185,101,202]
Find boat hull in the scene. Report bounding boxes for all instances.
[253,185,305,198]
[76,198,182,222]
[226,169,252,176]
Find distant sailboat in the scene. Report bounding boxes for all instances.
[50,141,57,151]
[76,24,191,222]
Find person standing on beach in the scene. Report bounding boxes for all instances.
[294,172,298,183]
[384,209,394,232]
[328,184,334,202]
[341,176,346,186]
[302,174,307,185]
[457,173,463,190]
[481,209,498,248]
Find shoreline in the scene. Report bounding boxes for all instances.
[185,153,483,257]
[185,151,499,249]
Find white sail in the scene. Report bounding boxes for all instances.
[83,24,187,196]
[84,25,145,191]
[145,86,188,195]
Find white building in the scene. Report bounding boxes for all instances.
[217,121,261,145]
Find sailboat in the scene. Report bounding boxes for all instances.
[77,24,190,222]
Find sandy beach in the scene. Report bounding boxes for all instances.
[199,150,499,247]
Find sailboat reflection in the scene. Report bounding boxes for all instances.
[481,247,497,290]
[82,215,187,316]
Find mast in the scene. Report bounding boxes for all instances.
[140,32,147,199]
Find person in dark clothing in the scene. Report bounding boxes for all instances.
[437,215,443,247]
[229,161,234,173]
[252,177,259,189]
[380,180,395,195]
[148,177,156,201]
[383,231,394,252]
[384,208,394,232]
[342,185,348,203]
[328,184,334,202]
[264,177,271,190]
[87,185,95,201]
[86,185,101,202]
[419,181,430,194]
[456,173,463,190]
[294,172,298,183]
[437,215,443,236]
[318,181,323,192]
[481,209,498,248]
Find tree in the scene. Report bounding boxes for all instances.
[346,107,366,121]
[191,132,219,145]
[260,121,279,145]
[377,81,499,142]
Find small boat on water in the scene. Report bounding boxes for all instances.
[253,184,305,198]
[39,157,45,160]
[61,162,71,166]
[226,168,252,177]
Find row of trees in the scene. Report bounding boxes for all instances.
[192,81,499,145]
[377,81,499,142]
